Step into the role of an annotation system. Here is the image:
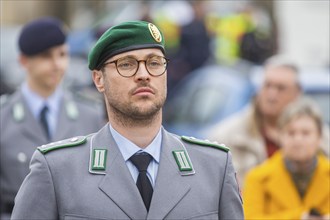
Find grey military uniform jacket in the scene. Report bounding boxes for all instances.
[0,90,105,211]
[12,125,243,220]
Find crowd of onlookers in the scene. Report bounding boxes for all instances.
[243,97,329,219]
[208,56,329,219]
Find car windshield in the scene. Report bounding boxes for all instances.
[170,85,229,125]
[305,93,330,125]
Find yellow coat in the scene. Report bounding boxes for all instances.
[243,151,330,219]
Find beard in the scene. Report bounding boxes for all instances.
[105,83,166,127]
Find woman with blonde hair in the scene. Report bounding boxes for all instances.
[243,97,329,220]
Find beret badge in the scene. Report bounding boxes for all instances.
[148,23,162,43]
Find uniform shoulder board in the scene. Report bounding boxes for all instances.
[37,136,87,154]
[181,136,229,152]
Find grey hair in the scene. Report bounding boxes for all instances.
[263,55,301,89]
[264,55,299,74]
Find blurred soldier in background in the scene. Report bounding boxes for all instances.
[243,97,330,219]
[0,17,104,219]
[208,56,329,186]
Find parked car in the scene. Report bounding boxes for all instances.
[163,65,255,138]
[300,68,330,125]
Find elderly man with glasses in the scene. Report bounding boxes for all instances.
[11,21,243,220]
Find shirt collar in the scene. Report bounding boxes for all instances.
[109,124,162,163]
[21,82,63,118]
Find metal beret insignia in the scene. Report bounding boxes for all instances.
[148,23,162,43]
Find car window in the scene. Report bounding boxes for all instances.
[185,86,228,124]
[305,93,330,125]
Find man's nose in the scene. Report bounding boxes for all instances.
[134,61,150,81]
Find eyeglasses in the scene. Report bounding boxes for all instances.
[103,55,169,77]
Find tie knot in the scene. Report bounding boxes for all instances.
[130,153,152,172]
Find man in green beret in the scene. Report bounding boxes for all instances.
[12,21,243,219]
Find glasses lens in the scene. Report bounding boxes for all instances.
[116,57,138,77]
[147,56,167,76]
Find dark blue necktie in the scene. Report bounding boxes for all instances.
[130,153,153,211]
[40,105,50,140]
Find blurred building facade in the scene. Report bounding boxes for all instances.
[2,0,328,66]
[1,1,104,27]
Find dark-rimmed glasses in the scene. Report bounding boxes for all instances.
[103,55,169,77]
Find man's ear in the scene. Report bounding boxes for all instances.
[19,54,28,68]
[92,70,105,92]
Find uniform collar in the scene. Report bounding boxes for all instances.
[21,82,62,119]
[109,124,162,163]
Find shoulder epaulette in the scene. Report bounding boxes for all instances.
[37,136,87,154]
[181,136,230,152]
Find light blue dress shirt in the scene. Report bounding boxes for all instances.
[109,124,162,187]
[21,83,62,139]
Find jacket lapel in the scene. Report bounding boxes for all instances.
[92,125,147,219]
[303,155,330,206]
[266,155,302,208]
[53,96,78,140]
[14,92,47,144]
[147,129,192,219]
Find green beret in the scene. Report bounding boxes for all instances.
[88,21,165,70]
